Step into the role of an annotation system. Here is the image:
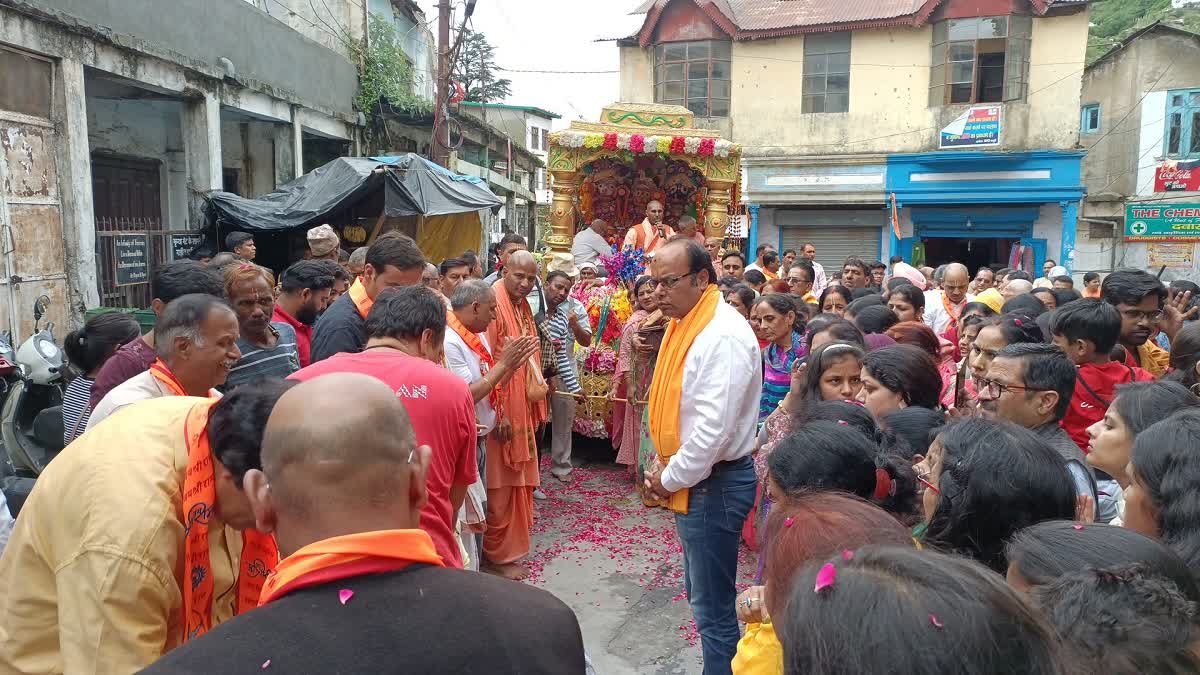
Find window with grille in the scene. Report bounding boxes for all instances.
[802,32,851,114]
[929,15,1030,107]
[654,40,731,118]
[1166,89,1200,159]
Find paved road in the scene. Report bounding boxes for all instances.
[525,451,756,674]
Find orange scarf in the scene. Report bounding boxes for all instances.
[487,279,547,468]
[941,291,965,323]
[348,278,373,319]
[446,310,502,415]
[149,358,187,396]
[181,400,278,641]
[632,219,675,254]
[258,530,443,606]
[647,283,722,514]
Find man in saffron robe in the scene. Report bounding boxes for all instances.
[139,373,585,674]
[0,382,291,673]
[623,200,675,255]
[483,250,548,580]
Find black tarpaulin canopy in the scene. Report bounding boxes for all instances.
[204,154,501,232]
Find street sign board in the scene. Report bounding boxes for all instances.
[114,233,150,286]
[1125,203,1200,241]
[170,233,203,260]
[939,106,1001,149]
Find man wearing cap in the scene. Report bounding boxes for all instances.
[307,224,341,262]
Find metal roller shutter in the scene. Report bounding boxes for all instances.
[781,227,882,272]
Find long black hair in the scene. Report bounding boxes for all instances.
[851,304,899,334]
[1007,520,1200,603]
[881,406,946,461]
[887,284,925,314]
[754,293,804,335]
[64,312,142,376]
[1112,380,1200,437]
[924,418,1076,572]
[804,317,865,352]
[861,344,942,410]
[818,285,852,311]
[767,421,918,522]
[781,546,1064,675]
[1131,409,1200,575]
[795,399,878,441]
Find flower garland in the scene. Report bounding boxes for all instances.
[552,130,736,159]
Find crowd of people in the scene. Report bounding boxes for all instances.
[2,209,1200,674]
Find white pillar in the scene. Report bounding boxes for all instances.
[57,58,100,310]
[291,105,304,178]
[183,91,222,229]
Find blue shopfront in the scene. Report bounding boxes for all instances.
[885,151,1085,274]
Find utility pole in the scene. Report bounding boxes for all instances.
[433,0,451,167]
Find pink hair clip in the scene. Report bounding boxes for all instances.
[841,549,854,561]
[814,563,837,593]
[1013,318,1023,326]
[929,614,944,629]
[837,420,848,425]
[784,517,795,528]
[1072,523,1084,531]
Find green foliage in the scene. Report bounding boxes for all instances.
[1088,0,1200,63]
[452,29,513,103]
[350,14,431,115]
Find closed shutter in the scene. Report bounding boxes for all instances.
[781,227,881,272]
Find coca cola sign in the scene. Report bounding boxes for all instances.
[1155,161,1200,192]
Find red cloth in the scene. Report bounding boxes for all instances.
[272,305,313,367]
[289,351,478,567]
[88,336,157,408]
[1061,361,1154,453]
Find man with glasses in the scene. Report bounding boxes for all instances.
[922,262,973,334]
[976,342,1101,519]
[785,260,817,305]
[1101,268,1192,377]
[972,266,995,294]
[641,237,760,674]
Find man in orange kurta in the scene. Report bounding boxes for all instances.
[623,200,675,255]
[483,251,548,580]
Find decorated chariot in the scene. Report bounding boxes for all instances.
[543,103,741,440]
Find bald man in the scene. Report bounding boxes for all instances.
[140,373,586,675]
[623,200,675,254]
[483,250,548,580]
[1002,278,1034,301]
[923,262,975,334]
[571,218,612,277]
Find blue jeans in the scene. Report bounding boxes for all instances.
[674,456,756,675]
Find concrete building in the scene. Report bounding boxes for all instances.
[0,0,395,338]
[619,0,1089,276]
[459,102,560,204]
[1078,22,1200,282]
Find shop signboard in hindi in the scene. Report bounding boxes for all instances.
[115,234,150,286]
[939,106,1001,149]
[1125,204,1200,241]
[170,233,203,261]
[1154,161,1200,192]
[1147,242,1195,269]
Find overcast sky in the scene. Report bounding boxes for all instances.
[415,0,645,128]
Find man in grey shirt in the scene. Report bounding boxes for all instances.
[570,219,612,277]
[977,342,1108,521]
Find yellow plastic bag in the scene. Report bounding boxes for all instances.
[732,621,783,675]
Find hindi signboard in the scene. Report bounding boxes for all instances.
[114,234,149,286]
[1154,161,1200,192]
[170,233,203,261]
[1124,204,1200,242]
[1147,242,1196,269]
[939,106,1001,149]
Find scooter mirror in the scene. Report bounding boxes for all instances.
[32,295,49,322]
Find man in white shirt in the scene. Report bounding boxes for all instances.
[800,242,828,296]
[922,262,974,335]
[643,237,760,673]
[743,244,774,275]
[443,279,539,568]
[570,219,612,277]
[87,294,239,430]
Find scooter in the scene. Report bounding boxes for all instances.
[0,295,65,484]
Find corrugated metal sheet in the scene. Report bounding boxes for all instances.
[636,0,926,30]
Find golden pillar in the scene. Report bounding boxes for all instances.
[703,178,735,239]
[547,169,580,255]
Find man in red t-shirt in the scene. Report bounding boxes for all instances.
[272,260,338,367]
[290,286,477,567]
[1049,299,1153,453]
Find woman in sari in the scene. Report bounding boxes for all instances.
[612,276,659,485]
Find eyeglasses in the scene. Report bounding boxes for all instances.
[787,277,811,285]
[1121,309,1164,322]
[648,272,695,290]
[913,464,940,495]
[974,376,1053,398]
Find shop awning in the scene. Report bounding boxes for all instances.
[204,154,501,233]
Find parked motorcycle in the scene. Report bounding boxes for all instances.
[0,295,65,484]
